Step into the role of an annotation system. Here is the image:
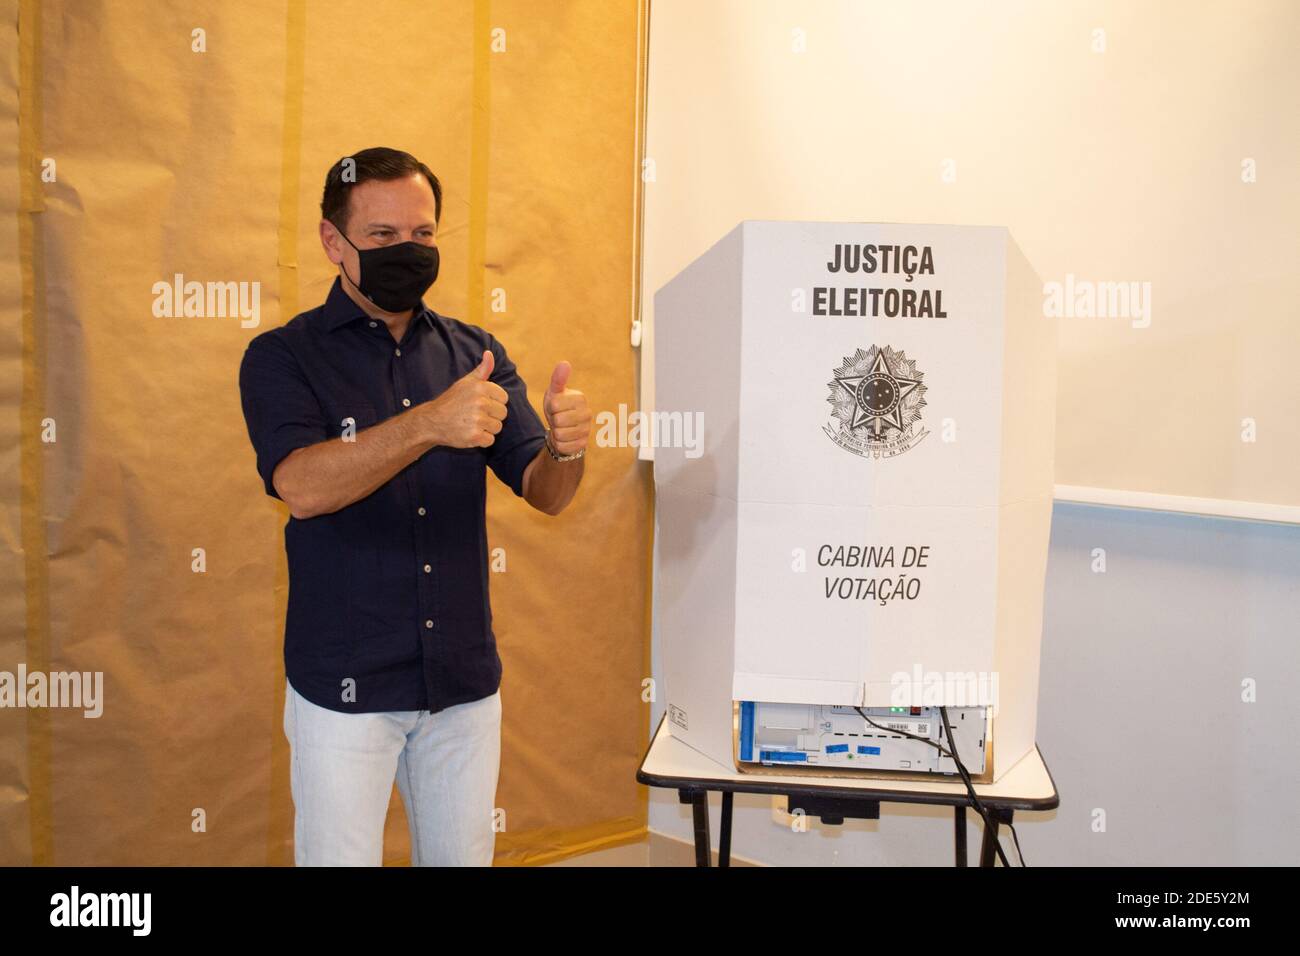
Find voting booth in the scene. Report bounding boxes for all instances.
[653,221,1056,783]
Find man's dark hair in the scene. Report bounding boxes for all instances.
[320,147,442,233]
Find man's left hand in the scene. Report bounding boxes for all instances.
[542,360,592,455]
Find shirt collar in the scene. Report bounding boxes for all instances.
[320,276,436,333]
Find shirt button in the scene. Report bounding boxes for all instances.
[395,348,402,357]
[423,564,432,573]
[425,620,434,629]
[402,398,412,407]
[417,506,426,516]
[368,320,378,328]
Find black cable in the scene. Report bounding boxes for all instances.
[937,707,1020,867]
[853,705,1014,867]
[936,708,1027,865]
[1008,814,1028,866]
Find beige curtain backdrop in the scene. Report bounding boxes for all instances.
[1,0,651,865]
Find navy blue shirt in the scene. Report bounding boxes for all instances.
[238,277,547,714]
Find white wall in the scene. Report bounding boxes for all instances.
[640,0,1299,864]
[649,502,1300,864]
[641,0,1300,509]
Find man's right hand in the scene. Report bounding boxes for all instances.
[422,349,509,448]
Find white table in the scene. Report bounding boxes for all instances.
[636,714,1060,866]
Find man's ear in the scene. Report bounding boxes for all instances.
[319,219,344,265]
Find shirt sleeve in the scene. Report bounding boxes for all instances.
[483,332,548,498]
[238,333,329,500]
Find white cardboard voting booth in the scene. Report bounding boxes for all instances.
[653,221,1056,782]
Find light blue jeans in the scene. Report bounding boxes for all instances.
[283,678,502,866]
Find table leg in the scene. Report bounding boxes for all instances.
[978,807,1012,867]
[691,790,711,867]
[719,791,733,868]
[954,805,967,867]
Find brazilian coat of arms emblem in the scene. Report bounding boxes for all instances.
[823,345,929,459]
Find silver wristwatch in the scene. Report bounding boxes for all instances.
[544,429,585,462]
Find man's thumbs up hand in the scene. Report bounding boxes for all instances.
[542,360,591,457]
[422,349,509,449]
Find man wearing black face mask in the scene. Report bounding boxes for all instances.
[237,147,591,866]
[336,223,442,315]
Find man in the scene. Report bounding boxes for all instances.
[238,147,591,866]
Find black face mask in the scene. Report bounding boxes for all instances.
[337,229,439,313]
